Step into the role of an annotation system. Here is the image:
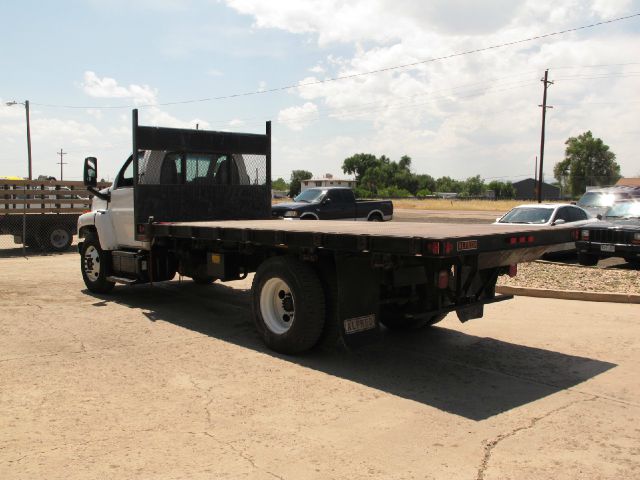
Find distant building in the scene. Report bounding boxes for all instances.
[616,177,640,188]
[301,173,356,192]
[512,178,560,200]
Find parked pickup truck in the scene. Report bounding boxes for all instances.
[77,110,580,354]
[272,187,393,221]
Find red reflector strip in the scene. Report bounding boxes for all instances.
[438,270,449,289]
[508,264,518,277]
[507,235,536,245]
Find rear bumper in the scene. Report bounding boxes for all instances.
[576,241,640,259]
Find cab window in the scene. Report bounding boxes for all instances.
[115,158,134,188]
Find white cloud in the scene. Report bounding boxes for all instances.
[81,71,158,106]
[228,118,245,127]
[278,102,319,131]
[225,0,640,179]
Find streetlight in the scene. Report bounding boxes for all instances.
[6,100,32,180]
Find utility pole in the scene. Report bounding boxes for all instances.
[537,69,553,203]
[57,148,67,181]
[5,100,32,179]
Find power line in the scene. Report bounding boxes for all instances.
[30,12,640,110]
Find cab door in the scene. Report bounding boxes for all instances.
[110,156,144,248]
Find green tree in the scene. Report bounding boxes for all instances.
[554,131,621,196]
[460,175,485,197]
[487,180,515,199]
[288,170,312,197]
[435,176,462,194]
[416,174,436,194]
[342,153,379,183]
[272,177,288,191]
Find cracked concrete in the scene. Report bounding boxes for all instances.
[1,253,639,479]
[476,396,598,480]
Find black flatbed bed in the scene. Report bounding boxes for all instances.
[152,219,577,258]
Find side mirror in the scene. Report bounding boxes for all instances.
[322,197,331,205]
[553,218,566,225]
[84,157,98,188]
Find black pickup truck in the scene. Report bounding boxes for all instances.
[272,187,393,221]
[576,201,640,267]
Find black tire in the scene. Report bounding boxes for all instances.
[80,234,115,293]
[43,225,73,252]
[577,252,599,266]
[191,275,215,284]
[368,213,383,222]
[252,256,325,354]
[379,305,446,330]
[624,257,640,268]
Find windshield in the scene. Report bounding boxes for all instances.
[294,188,325,203]
[604,202,640,219]
[499,207,553,224]
[578,192,628,207]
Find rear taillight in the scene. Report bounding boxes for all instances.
[507,235,535,245]
[633,233,640,245]
[508,264,518,277]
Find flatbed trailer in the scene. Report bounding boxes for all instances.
[77,110,579,354]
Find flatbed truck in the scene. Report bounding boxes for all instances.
[77,110,579,354]
[1,179,109,251]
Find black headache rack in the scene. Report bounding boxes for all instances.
[132,109,271,241]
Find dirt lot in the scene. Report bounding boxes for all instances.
[1,252,639,480]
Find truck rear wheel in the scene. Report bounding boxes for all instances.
[81,235,115,293]
[368,212,383,222]
[44,225,73,252]
[252,256,325,354]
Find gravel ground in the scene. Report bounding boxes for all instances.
[497,260,640,294]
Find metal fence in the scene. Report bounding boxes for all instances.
[0,179,110,257]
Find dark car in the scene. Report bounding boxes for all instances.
[575,201,640,267]
[272,187,393,221]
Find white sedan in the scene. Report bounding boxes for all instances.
[494,203,592,253]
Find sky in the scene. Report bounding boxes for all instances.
[1,0,639,184]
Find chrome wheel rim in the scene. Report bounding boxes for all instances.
[259,277,295,335]
[84,245,101,281]
[50,229,70,249]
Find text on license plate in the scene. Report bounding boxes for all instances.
[600,244,615,252]
[343,314,377,334]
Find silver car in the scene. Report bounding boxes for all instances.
[495,203,591,253]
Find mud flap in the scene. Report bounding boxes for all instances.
[335,254,381,348]
[456,303,484,322]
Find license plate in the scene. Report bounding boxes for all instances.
[600,244,615,253]
[343,314,376,334]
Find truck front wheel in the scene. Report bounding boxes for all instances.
[81,235,115,293]
[252,256,325,354]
